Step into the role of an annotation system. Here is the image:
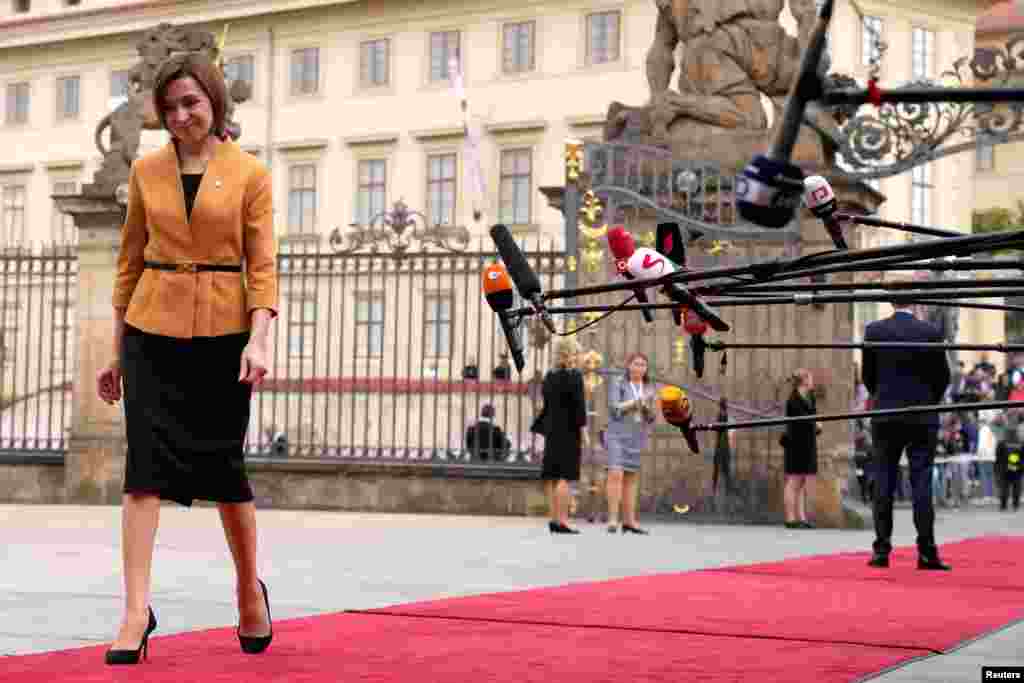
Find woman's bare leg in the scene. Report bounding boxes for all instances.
[797,476,810,522]
[110,493,160,650]
[784,475,798,523]
[544,480,557,522]
[605,468,623,526]
[556,480,572,526]
[622,471,641,527]
[218,502,270,637]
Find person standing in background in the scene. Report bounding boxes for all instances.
[862,299,951,570]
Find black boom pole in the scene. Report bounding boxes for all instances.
[693,400,1024,433]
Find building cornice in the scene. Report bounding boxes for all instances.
[43,159,85,170]
[485,119,548,135]
[275,138,330,152]
[565,114,606,128]
[410,126,465,141]
[0,0,359,51]
[343,132,401,146]
[0,163,34,174]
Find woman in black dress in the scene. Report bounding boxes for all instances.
[783,369,820,529]
[539,338,588,534]
[96,53,276,664]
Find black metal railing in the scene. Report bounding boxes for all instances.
[0,247,76,456]
[244,236,567,466]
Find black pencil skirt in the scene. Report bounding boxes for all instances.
[121,324,254,507]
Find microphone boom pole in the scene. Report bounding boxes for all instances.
[834,213,960,239]
[822,87,1024,107]
[705,341,1024,352]
[694,400,1024,433]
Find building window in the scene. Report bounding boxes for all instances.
[499,148,532,226]
[2,184,26,247]
[427,153,456,227]
[429,31,459,82]
[360,39,390,87]
[355,292,385,358]
[287,164,317,234]
[110,70,132,99]
[290,48,319,95]
[423,293,453,358]
[586,11,620,65]
[976,139,995,172]
[910,163,932,227]
[224,55,255,90]
[502,21,536,73]
[52,180,77,246]
[287,296,316,358]
[56,76,79,120]
[355,159,387,227]
[911,27,934,80]
[5,82,29,125]
[861,16,883,67]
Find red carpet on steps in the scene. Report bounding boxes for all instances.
[3,535,1022,683]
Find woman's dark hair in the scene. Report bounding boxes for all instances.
[624,352,651,384]
[153,52,228,138]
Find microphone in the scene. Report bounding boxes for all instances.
[655,222,692,266]
[624,247,730,332]
[737,0,834,229]
[607,226,656,323]
[489,224,555,333]
[803,175,848,249]
[482,262,526,373]
[659,385,700,454]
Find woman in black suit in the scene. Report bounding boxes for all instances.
[783,369,819,529]
[539,338,589,534]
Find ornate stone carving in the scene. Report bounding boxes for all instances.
[604,0,840,171]
[85,23,251,199]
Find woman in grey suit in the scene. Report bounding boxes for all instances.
[605,353,657,534]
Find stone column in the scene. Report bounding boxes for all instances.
[55,195,127,504]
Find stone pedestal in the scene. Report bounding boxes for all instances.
[55,195,127,504]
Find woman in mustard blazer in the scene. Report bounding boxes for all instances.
[96,53,277,664]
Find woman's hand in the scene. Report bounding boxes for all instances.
[97,360,123,405]
[239,340,269,385]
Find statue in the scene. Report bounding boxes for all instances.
[85,22,252,198]
[604,0,841,171]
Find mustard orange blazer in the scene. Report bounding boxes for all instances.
[112,140,279,339]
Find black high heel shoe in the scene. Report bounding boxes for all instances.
[622,524,649,535]
[550,522,581,534]
[105,607,157,665]
[238,579,273,654]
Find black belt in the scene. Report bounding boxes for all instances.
[144,261,242,273]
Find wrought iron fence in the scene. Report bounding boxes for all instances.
[0,246,76,456]
[244,236,568,466]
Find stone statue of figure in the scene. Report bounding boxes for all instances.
[605,0,838,169]
[86,22,251,198]
[645,0,822,136]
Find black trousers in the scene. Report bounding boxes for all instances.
[871,421,938,557]
[1000,474,1022,510]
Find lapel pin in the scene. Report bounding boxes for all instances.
[215,179,222,189]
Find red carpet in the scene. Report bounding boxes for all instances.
[3,536,1022,682]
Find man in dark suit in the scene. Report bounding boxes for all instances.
[465,404,511,462]
[862,301,952,570]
